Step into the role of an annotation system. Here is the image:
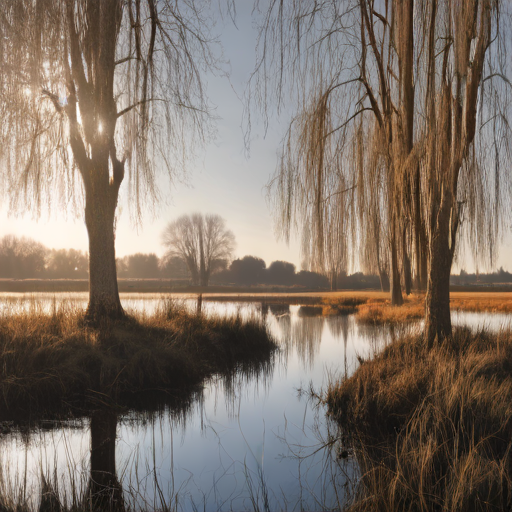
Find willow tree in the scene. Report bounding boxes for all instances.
[255,0,510,340]
[0,0,220,319]
[255,0,427,306]
[421,0,510,342]
[269,90,355,290]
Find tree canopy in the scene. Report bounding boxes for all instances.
[0,0,223,319]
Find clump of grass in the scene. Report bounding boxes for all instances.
[0,300,276,420]
[355,296,424,325]
[322,297,369,316]
[327,328,512,511]
[450,294,512,313]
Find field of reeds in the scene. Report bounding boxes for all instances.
[0,299,276,420]
[323,291,512,326]
[327,327,512,511]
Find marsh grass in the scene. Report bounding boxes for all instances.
[327,327,512,511]
[322,295,424,323]
[322,297,369,316]
[352,293,512,326]
[0,298,276,420]
[354,296,424,325]
[450,294,512,314]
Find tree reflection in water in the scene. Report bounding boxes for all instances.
[35,410,124,512]
[326,314,350,377]
[291,315,324,369]
[85,410,124,512]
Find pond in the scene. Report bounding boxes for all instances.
[0,294,510,511]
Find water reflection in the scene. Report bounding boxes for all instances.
[0,296,510,511]
[326,315,350,376]
[87,410,124,511]
[260,301,290,319]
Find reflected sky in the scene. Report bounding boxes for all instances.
[0,296,509,510]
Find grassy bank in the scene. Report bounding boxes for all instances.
[0,300,276,420]
[327,328,512,511]
[325,292,512,325]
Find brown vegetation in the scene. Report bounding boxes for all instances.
[450,293,512,314]
[354,296,423,325]
[324,292,512,325]
[322,297,370,316]
[0,300,275,420]
[327,328,512,510]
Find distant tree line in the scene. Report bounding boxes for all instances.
[451,268,512,286]
[0,235,88,279]
[4,234,510,289]
[0,234,326,286]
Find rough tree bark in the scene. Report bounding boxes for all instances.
[390,228,403,305]
[424,0,492,343]
[84,175,124,320]
[425,202,454,343]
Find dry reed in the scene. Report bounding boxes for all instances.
[327,327,512,511]
[0,299,276,420]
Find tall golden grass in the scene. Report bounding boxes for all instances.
[0,299,276,420]
[327,328,512,510]
[326,291,512,326]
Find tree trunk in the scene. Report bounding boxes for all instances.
[402,225,412,295]
[84,181,124,322]
[198,221,207,286]
[87,410,125,511]
[425,205,453,345]
[379,269,390,292]
[420,230,428,290]
[413,165,427,291]
[185,256,199,285]
[330,270,338,291]
[390,227,403,305]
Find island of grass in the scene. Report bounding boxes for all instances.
[0,300,276,420]
[327,328,512,511]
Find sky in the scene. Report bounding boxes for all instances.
[1,1,511,274]
[0,3,303,270]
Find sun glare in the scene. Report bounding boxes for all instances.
[97,121,103,134]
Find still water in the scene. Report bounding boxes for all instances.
[0,294,510,511]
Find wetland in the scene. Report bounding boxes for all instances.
[0,293,511,511]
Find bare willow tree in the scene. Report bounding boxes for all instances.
[355,120,390,292]
[255,0,422,306]
[420,0,511,342]
[0,0,222,320]
[270,89,355,290]
[254,0,511,340]
[162,213,235,287]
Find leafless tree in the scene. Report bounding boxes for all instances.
[420,0,511,342]
[253,0,511,340]
[256,0,413,305]
[0,0,223,320]
[0,234,47,278]
[162,213,235,287]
